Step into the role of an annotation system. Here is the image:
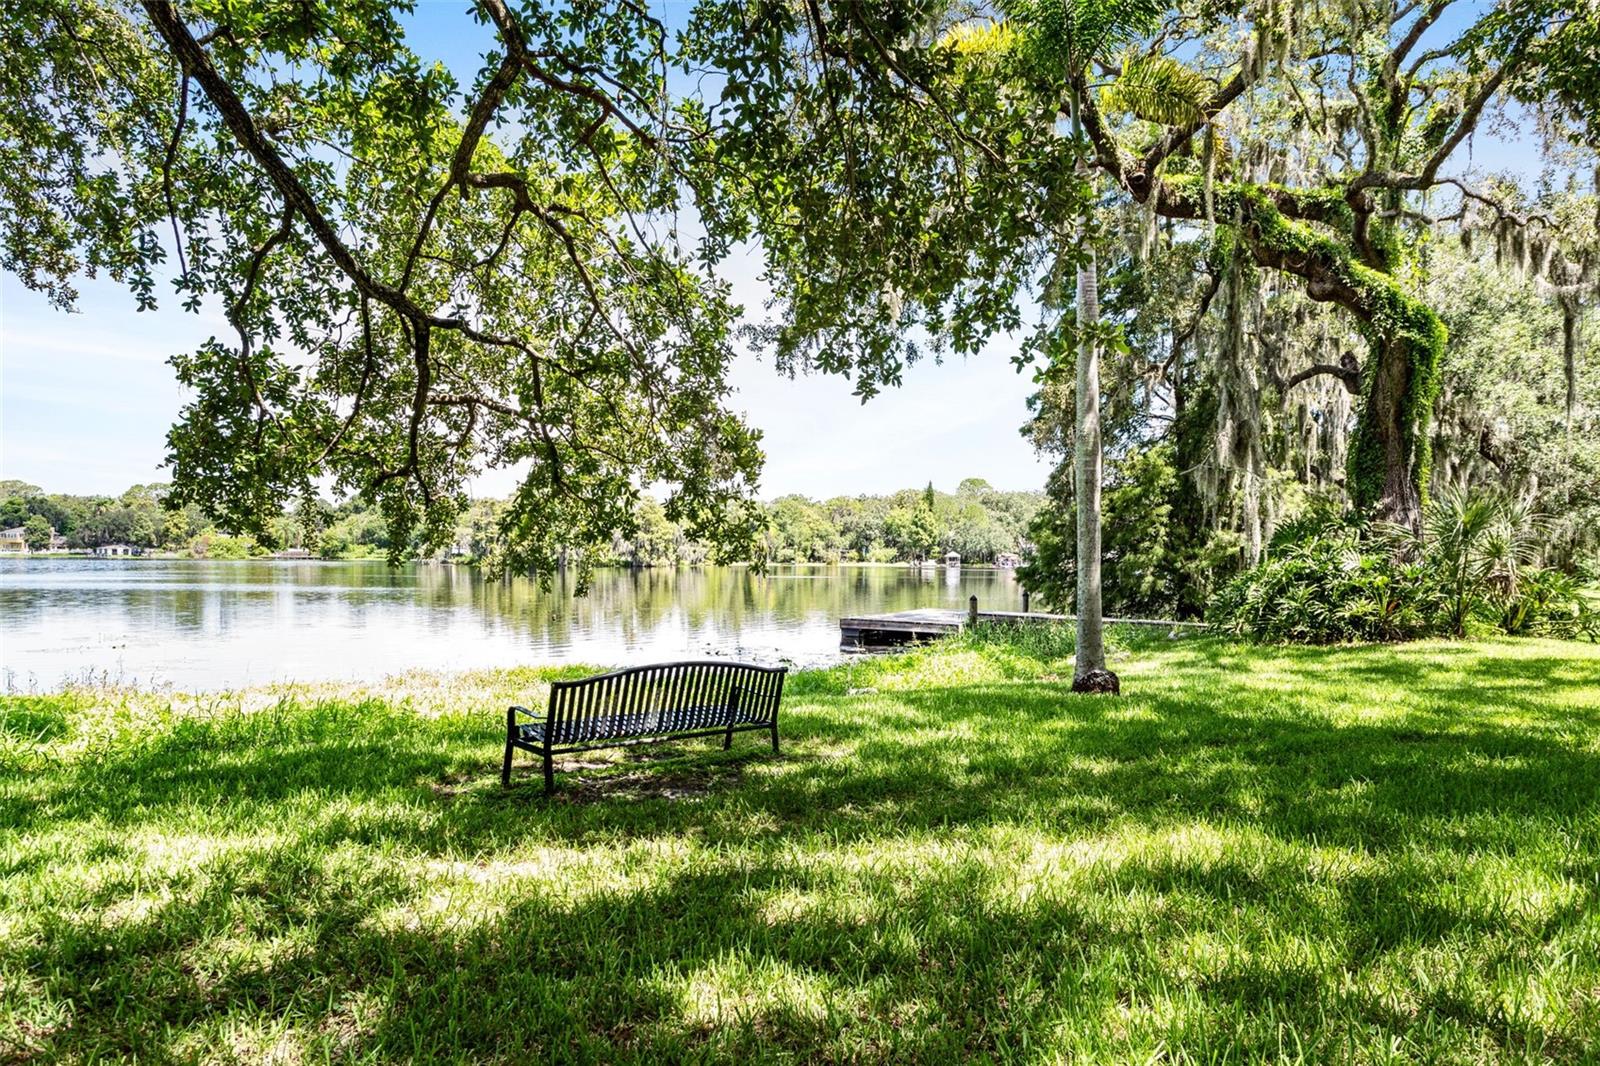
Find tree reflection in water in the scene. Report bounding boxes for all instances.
[0,559,1022,691]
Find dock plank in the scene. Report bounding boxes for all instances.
[839,608,1203,649]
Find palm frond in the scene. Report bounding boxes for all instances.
[1004,0,1165,75]
[1101,51,1212,125]
[1072,0,1167,57]
[941,20,1020,59]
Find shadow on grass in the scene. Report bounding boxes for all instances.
[15,640,1600,844]
[15,813,1596,1061]
[5,638,1600,1059]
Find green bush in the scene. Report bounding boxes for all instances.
[1210,489,1597,643]
[190,531,263,559]
[1415,488,1593,639]
[1021,444,1230,620]
[1208,523,1432,643]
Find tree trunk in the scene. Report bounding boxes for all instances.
[1070,99,1117,695]
[1074,245,1111,682]
[1349,337,1425,531]
[1562,294,1579,430]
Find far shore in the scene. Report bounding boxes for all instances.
[2,552,1025,571]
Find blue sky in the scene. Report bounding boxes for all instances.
[0,264,1049,498]
[0,0,1552,501]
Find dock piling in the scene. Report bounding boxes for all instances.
[968,595,978,627]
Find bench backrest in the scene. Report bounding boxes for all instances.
[546,661,786,741]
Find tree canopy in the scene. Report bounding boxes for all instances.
[1001,1,1600,621]
[6,0,781,582]
[4,0,1597,591]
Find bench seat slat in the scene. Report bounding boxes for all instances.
[516,701,771,745]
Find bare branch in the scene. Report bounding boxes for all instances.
[1284,355,1362,394]
[162,73,190,280]
[428,392,550,428]
[1389,1,1452,79]
[477,0,660,148]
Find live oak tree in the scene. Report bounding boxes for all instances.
[0,0,1123,585]
[6,0,1108,595]
[1059,0,1599,533]
[697,1,1597,666]
[1015,5,1600,621]
[741,8,1595,512]
[4,0,775,582]
[733,1,1596,538]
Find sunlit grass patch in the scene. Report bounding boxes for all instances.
[1,633,1598,1061]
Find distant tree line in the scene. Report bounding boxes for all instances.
[433,479,1044,569]
[0,477,1040,568]
[613,479,1042,567]
[0,478,390,559]
[3,481,198,552]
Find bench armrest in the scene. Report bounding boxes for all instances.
[509,704,545,720]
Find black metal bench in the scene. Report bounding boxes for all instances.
[501,661,787,794]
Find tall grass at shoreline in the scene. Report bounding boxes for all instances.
[3,629,1599,1062]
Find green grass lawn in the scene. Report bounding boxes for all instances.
[3,629,1599,1063]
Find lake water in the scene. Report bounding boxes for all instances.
[0,558,1024,691]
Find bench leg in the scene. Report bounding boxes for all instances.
[724,686,741,751]
[770,720,780,753]
[502,707,517,787]
[543,747,555,796]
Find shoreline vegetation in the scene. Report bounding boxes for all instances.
[3,625,1598,1060]
[3,553,1015,569]
[0,551,1035,582]
[0,477,1042,569]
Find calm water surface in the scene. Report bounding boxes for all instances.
[0,558,1023,691]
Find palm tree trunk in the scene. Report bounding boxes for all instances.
[1561,294,1578,430]
[1069,96,1117,694]
[1074,246,1108,675]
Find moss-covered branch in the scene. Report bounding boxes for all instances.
[1149,175,1447,526]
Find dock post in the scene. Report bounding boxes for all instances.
[1022,589,1030,614]
[968,595,978,627]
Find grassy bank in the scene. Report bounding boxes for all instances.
[3,630,1599,1063]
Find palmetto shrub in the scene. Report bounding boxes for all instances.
[1208,523,1432,644]
[1209,489,1596,643]
[1407,487,1590,639]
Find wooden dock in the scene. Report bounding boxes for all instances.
[839,607,1204,649]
